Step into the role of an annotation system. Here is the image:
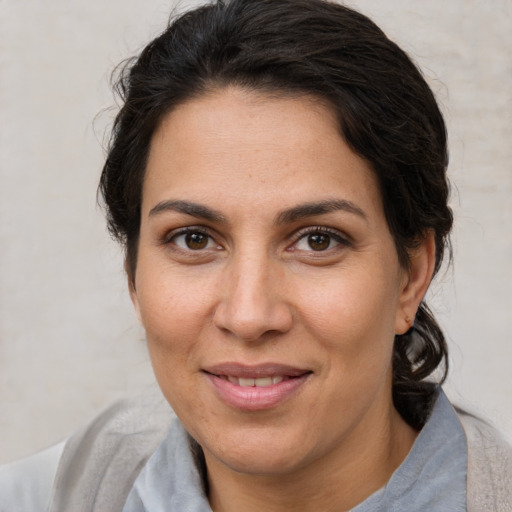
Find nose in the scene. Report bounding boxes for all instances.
[213,253,294,342]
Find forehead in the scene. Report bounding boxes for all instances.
[143,87,382,219]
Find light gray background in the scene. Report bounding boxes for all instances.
[1,0,511,464]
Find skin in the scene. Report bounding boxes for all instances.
[130,87,436,511]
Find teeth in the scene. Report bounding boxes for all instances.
[225,376,287,387]
[255,377,272,387]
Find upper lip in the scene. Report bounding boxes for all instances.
[203,362,311,378]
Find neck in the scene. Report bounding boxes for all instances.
[205,403,417,512]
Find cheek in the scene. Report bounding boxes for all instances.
[135,258,213,336]
[295,267,400,364]
[136,280,208,420]
[133,268,206,380]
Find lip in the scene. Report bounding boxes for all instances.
[203,362,312,411]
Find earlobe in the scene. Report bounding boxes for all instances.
[395,232,436,335]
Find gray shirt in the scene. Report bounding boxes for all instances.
[122,389,467,511]
[3,386,510,511]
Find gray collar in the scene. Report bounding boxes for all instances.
[123,388,467,512]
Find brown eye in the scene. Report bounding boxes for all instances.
[185,232,209,250]
[171,230,216,251]
[307,233,331,251]
[293,228,349,253]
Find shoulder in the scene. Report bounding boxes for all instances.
[456,409,512,512]
[0,441,66,512]
[48,389,174,512]
[0,388,174,512]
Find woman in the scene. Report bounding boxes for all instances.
[1,0,510,510]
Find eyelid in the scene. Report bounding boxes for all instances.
[162,225,221,249]
[160,224,350,254]
[289,226,351,251]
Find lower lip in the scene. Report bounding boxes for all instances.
[205,373,310,411]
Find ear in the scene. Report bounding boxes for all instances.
[125,260,143,325]
[395,232,436,335]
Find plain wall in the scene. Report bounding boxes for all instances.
[1,0,511,464]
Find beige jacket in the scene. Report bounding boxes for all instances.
[1,392,511,511]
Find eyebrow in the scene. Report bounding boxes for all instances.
[275,199,367,225]
[148,198,367,225]
[148,200,227,223]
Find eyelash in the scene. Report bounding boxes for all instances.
[162,225,350,254]
[290,226,351,252]
[163,226,220,252]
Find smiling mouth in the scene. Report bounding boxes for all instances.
[218,375,290,387]
[204,365,312,410]
[204,363,311,384]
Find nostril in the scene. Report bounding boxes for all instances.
[212,264,294,340]
[213,302,293,342]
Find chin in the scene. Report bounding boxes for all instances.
[200,425,318,477]
[211,448,305,476]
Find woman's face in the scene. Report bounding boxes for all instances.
[131,87,425,478]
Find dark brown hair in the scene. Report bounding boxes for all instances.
[99,0,453,427]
